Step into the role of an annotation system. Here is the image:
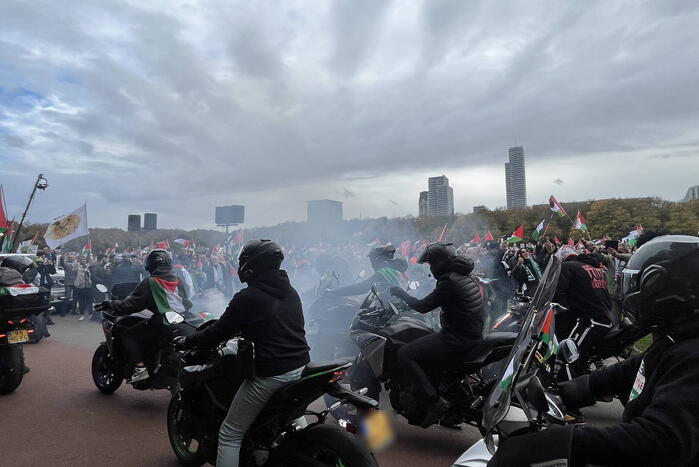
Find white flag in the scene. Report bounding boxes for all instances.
[44,204,89,249]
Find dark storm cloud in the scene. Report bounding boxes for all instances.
[1,0,698,227]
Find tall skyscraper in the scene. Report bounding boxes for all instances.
[427,175,454,216]
[682,185,699,202]
[505,146,527,209]
[418,191,428,217]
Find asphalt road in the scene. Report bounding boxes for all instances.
[3,317,623,466]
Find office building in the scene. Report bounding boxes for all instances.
[143,213,158,231]
[682,185,699,202]
[505,146,527,209]
[418,191,428,217]
[307,199,343,225]
[427,175,454,216]
[127,215,141,232]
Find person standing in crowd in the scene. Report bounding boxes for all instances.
[89,255,108,322]
[73,257,93,321]
[35,252,57,326]
[61,252,79,316]
[511,247,544,297]
[478,240,512,320]
[211,256,225,292]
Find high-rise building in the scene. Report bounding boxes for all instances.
[505,146,527,209]
[143,213,158,231]
[307,199,343,225]
[418,191,428,217]
[127,215,141,232]
[682,185,699,202]
[427,175,454,216]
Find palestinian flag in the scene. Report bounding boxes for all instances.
[0,185,8,236]
[82,238,92,256]
[540,308,558,361]
[532,220,545,240]
[553,236,562,245]
[154,240,170,250]
[507,225,524,244]
[549,195,567,217]
[2,219,15,254]
[0,284,41,297]
[471,233,481,244]
[483,231,495,242]
[574,210,587,231]
[15,239,33,254]
[149,277,185,314]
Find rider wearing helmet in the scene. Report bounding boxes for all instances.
[0,255,39,285]
[95,249,191,383]
[390,242,484,427]
[324,245,408,297]
[173,239,310,467]
[490,235,699,467]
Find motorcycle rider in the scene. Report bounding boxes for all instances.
[173,239,310,467]
[95,249,191,383]
[390,242,483,427]
[489,234,699,466]
[324,245,408,297]
[553,245,612,359]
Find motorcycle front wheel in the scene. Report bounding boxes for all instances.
[167,393,207,466]
[0,345,24,394]
[91,342,123,393]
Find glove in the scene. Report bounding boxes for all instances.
[172,335,189,350]
[390,286,410,300]
[488,426,574,467]
[558,374,595,411]
[95,300,113,312]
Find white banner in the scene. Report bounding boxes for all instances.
[44,204,89,249]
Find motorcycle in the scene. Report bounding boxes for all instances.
[453,254,582,466]
[91,284,211,394]
[168,328,383,467]
[0,278,49,394]
[332,281,516,430]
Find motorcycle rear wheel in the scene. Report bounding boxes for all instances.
[283,423,377,467]
[167,393,207,466]
[0,345,24,394]
[91,342,123,393]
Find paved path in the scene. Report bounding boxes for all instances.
[3,316,622,466]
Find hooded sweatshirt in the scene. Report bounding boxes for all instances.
[186,269,310,376]
[554,254,612,323]
[398,256,483,346]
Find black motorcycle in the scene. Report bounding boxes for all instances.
[91,285,203,394]
[168,332,381,467]
[333,284,516,430]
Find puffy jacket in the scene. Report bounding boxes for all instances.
[554,254,611,322]
[185,269,310,377]
[396,256,483,346]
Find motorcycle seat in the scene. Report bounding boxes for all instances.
[463,332,517,364]
[302,360,351,377]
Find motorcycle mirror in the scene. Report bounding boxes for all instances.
[558,339,580,364]
[407,280,420,291]
[164,311,185,325]
[526,376,549,415]
[95,284,108,293]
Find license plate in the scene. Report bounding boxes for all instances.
[361,410,394,452]
[8,330,29,344]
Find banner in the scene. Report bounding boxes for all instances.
[44,204,89,249]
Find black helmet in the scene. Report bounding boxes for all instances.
[368,245,396,269]
[622,235,699,328]
[417,242,456,265]
[145,249,172,274]
[238,239,284,282]
[0,255,38,284]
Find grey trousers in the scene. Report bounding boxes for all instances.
[217,365,305,467]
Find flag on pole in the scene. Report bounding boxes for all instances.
[483,231,495,242]
[574,210,587,231]
[532,220,546,240]
[44,204,89,249]
[549,195,568,217]
[15,239,33,253]
[471,233,481,244]
[437,224,448,242]
[623,225,644,247]
[81,238,92,256]
[0,185,8,237]
[553,236,562,245]
[2,219,16,254]
[155,240,170,249]
[507,225,524,244]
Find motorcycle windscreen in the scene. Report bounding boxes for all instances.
[481,255,562,432]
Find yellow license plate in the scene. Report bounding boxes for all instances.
[361,410,394,452]
[8,330,29,344]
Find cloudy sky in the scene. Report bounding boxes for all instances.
[1,0,698,230]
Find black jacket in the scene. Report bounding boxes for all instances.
[111,267,191,318]
[572,325,699,466]
[397,256,483,346]
[110,261,145,287]
[186,269,310,377]
[554,254,611,322]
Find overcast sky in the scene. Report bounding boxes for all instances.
[1,0,698,230]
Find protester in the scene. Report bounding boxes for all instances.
[73,257,93,321]
[60,252,79,316]
[511,247,544,297]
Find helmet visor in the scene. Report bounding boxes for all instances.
[621,268,640,297]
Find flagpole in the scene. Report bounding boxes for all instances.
[0,185,7,251]
[12,174,48,252]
